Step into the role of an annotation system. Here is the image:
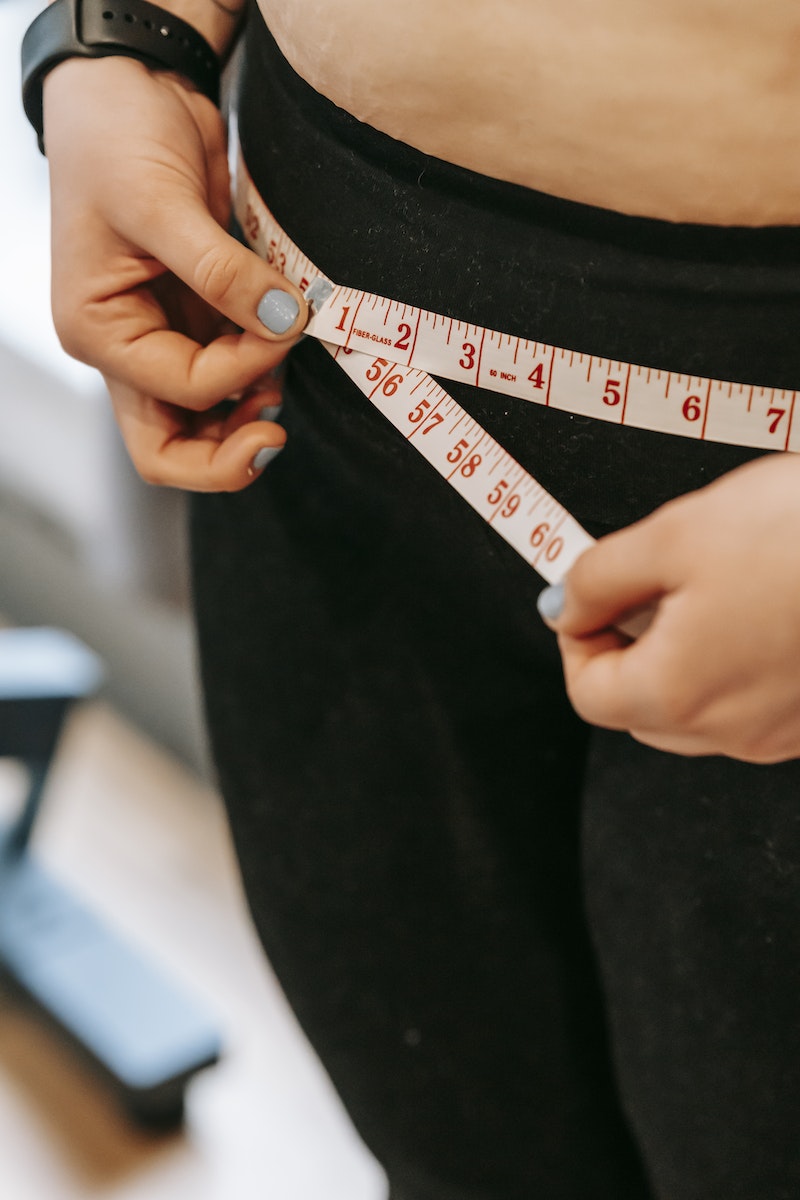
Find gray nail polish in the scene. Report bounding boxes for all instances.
[259,404,283,422]
[252,445,283,471]
[537,582,565,622]
[257,289,300,335]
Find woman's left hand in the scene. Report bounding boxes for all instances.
[539,453,800,763]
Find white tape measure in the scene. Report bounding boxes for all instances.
[232,135,795,588]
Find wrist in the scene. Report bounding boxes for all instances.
[22,0,238,149]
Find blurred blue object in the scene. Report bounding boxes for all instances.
[0,626,221,1128]
[0,626,104,701]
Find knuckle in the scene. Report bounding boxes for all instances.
[569,692,602,728]
[639,644,703,730]
[171,375,218,412]
[192,245,241,310]
[754,748,790,766]
[562,675,609,730]
[132,458,165,488]
[736,730,787,765]
[740,746,773,766]
[649,679,702,731]
[51,305,89,364]
[136,466,161,487]
[645,495,691,554]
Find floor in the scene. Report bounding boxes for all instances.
[0,701,386,1200]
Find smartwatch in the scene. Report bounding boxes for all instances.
[21,0,221,151]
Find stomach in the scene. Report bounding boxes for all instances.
[256,0,800,226]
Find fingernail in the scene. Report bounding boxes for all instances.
[537,582,565,622]
[251,445,283,472]
[257,289,300,335]
[258,404,283,422]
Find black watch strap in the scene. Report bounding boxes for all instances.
[22,0,221,151]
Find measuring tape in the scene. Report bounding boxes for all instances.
[232,135,797,588]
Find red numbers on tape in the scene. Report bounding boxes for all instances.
[603,379,622,406]
[682,395,702,423]
[237,143,800,460]
[768,407,786,435]
[460,343,476,371]
[446,438,470,465]
[236,145,800,584]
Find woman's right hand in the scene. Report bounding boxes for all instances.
[42,54,308,491]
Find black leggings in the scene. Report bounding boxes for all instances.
[191,15,800,1199]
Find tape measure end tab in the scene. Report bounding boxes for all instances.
[304,277,335,314]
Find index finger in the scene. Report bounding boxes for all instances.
[52,201,306,408]
[108,381,286,492]
[557,628,640,731]
[99,311,295,411]
[556,514,671,637]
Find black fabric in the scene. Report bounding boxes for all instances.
[190,14,800,1200]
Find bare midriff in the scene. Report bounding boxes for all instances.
[256,0,800,226]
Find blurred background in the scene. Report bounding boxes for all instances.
[0,0,384,1195]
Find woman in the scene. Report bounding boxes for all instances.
[27,0,800,1194]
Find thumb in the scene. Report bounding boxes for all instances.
[142,192,309,341]
[537,520,667,637]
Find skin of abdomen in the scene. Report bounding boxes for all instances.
[257,0,800,225]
